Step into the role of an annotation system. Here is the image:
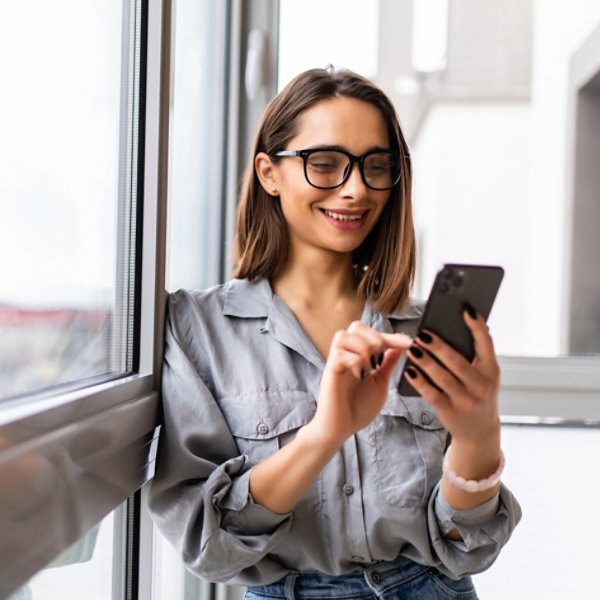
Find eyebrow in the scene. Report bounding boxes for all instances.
[303,143,393,153]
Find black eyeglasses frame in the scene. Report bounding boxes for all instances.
[271,147,403,191]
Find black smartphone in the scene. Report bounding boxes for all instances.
[397,263,504,396]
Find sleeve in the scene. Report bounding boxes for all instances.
[147,295,292,583]
[426,481,522,579]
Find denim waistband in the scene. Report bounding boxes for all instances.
[246,555,457,600]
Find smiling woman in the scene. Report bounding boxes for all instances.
[148,68,521,600]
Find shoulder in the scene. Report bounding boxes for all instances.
[386,296,425,321]
[384,297,425,337]
[167,283,229,318]
[166,278,271,338]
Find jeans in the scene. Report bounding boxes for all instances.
[244,556,479,600]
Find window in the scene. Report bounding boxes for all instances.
[0,0,166,596]
[0,1,139,401]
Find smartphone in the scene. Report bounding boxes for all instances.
[397,263,504,396]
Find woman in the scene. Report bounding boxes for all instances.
[148,68,521,599]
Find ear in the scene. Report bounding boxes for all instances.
[255,152,280,196]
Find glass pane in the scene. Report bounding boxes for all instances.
[0,0,138,400]
[167,0,227,291]
[9,512,114,600]
[277,0,600,358]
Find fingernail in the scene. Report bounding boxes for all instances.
[465,304,477,319]
[409,346,423,359]
[360,368,365,380]
[406,366,418,379]
[377,352,384,366]
[370,355,377,370]
[417,331,432,344]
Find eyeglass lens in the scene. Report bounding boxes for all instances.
[305,150,399,190]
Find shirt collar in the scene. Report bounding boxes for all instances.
[223,277,424,321]
[222,278,273,318]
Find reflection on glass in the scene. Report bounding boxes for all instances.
[0,1,133,399]
[10,515,112,600]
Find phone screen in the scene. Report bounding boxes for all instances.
[397,263,504,396]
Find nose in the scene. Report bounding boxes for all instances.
[340,160,367,198]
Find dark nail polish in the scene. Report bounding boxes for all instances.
[360,368,365,380]
[370,355,377,370]
[377,352,384,366]
[418,331,433,344]
[409,346,423,359]
[405,366,418,379]
[465,303,477,319]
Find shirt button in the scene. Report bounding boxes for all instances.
[342,484,354,496]
[257,422,269,435]
[371,571,382,584]
[421,412,433,426]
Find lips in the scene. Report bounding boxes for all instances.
[320,208,367,222]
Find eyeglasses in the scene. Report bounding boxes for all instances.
[272,147,402,191]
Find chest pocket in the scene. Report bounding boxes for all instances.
[374,391,447,508]
[218,390,320,517]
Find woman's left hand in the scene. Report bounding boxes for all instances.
[404,309,501,445]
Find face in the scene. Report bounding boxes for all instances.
[256,96,393,260]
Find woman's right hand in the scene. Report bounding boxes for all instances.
[249,322,412,515]
[307,321,413,449]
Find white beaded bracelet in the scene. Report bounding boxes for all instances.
[443,449,505,493]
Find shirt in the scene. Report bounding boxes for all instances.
[147,278,521,585]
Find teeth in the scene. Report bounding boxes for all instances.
[323,209,363,222]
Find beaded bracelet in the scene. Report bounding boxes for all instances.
[443,448,505,493]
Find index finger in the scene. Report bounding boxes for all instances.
[380,332,414,350]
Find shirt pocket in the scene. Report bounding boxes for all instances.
[373,391,447,508]
[218,390,321,517]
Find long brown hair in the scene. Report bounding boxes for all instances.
[233,68,415,313]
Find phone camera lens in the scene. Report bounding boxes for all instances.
[437,280,450,294]
[452,274,464,288]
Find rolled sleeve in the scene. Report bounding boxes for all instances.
[147,294,292,584]
[427,482,522,578]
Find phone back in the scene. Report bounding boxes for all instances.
[397,264,504,396]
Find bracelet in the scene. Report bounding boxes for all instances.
[443,448,505,493]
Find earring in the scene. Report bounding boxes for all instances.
[271,187,278,195]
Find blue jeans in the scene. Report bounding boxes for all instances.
[244,556,479,600]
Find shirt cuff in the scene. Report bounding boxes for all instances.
[217,465,292,535]
[433,484,500,549]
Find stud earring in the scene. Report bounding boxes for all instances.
[271,187,277,194]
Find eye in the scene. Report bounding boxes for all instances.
[307,151,345,172]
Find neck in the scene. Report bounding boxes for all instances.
[272,247,357,306]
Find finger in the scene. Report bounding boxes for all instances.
[402,364,451,410]
[407,345,475,410]
[380,332,414,350]
[463,310,500,378]
[372,347,403,383]
[329,346,365,379]
[415,329,488,393]
[333,330,384,376]
[463,309,494,359]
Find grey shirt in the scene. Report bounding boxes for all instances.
[148,278,521,585]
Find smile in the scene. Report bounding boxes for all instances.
[321,209,366,222]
